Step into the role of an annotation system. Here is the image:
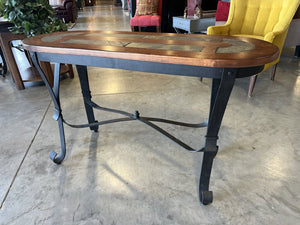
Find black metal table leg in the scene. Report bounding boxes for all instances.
[49,63,67,164]
[76,65,99,132]
[199,69,236,205]
[30,52,67,164]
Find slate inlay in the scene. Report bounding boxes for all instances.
[40,32,255,54]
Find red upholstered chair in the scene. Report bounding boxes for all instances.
[215,0,230,22]
[130,0,163,32]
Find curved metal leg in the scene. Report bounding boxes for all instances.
[49,116,66,164]
[200,123,218,204]
[199,140,218,205]
[49,63,66,164]
[30,52,66,164]
[199,69,236,205]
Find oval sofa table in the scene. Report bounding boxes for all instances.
[22,31,279,205]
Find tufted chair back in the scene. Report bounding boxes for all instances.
[227,0,300,49]
[207,0,300,96]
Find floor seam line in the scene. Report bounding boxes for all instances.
[0,100,52,210]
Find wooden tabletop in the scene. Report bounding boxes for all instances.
[22,31,279,68]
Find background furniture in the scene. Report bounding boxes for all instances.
[129,0,186,32]
[173,0,217,34]
[207,0,300,96]
[0,21,74,89]
[84,0,95,6]
[114,0,122,6]
[173,16,215,33]
[0,22,13,77]
[187,0,219,16]
[76,0,83,10]
[165,0,220,33]
[121,0,128,10]
[160,0,186,32]
[0,22,41,89]
[53,0,78,23]
[130,0,163,32]
[129,0,220,33]
[0,48,7,76]
[284,6,300,57]
[214,0,230,25]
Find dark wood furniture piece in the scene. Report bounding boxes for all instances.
[114,0,122,6]
[0,21,74,89]
[0,22,14,76]
[54,0,78,23]
[84,0,95,6]
[76,0,83,10]
[22,31,278,205]
[0,22,45,89]
[0,48,7,76]
[160,0,186,32]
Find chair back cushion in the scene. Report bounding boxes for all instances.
[215,1,230,22]
[135,0,161,16]
[226,0,300,69]
[228,0,300,37]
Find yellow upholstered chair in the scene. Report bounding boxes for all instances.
[207,0,300,96]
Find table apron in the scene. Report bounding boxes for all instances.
[36,52,264,79]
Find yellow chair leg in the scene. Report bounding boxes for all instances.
[270,63,278,81]
[248,75,258,97]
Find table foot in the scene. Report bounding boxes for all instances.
[199,149,218,205]
[49,150,65,164]
[49,116,66,164]
[49,151,60,163]
[200,190,213,205]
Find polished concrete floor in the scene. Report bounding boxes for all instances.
[1,1,300,224]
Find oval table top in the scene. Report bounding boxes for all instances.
[22,31,279,68]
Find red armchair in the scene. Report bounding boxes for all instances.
[214,0,230,22]
[130,0,163,32]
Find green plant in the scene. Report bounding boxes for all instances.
[0,0,68,37]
